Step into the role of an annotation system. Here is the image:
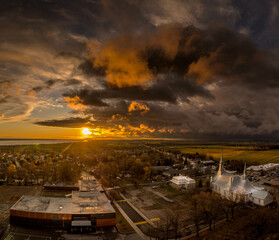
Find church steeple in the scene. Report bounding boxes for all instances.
[242,162,247,179]
[218,154,225,175]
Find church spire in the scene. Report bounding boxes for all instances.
[218,154,225,175]
[243,162,247,179]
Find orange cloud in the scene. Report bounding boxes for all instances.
[128,101,150,114]
[129,124,155,134]
[87,34,153,88]
[64,96,87,111]
[151,24,183,60]
[187,54,221,84]
[28,89,37,99]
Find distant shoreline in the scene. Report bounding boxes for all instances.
[0,139,80,146]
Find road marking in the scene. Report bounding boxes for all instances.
[117,199,135,203]
[135,218,160,225]
[135,221,147,225]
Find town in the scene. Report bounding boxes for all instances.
[0,141,279,239]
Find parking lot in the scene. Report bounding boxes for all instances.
[1,225,136,240]
[1,225,67,240]
[3,232,54,240]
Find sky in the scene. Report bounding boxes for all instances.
[1,0,279,140]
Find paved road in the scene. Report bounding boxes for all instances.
[117,201,145,223]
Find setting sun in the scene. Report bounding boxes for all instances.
[82,128,92,136]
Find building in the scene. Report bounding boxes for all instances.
[247,163,279,175]
[162,167,187,178]
[170,175,196,189]
[211,155,273,206]
[43,182,79,191]
[10,173,116,232]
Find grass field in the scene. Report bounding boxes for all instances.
[163,144,279,164]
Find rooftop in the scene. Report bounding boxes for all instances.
[11,192,115,215]
[247,163,279,171]
[11,171,115,215]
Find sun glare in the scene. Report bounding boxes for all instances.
[82,128,92,136]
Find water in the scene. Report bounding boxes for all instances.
[0,139,79,146]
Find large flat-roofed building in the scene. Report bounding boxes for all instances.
[10,173,116,231]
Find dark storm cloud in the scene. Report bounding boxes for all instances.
[63,73,212,106]
[1,0,279,139]
[85,24,279,89]
[243,120,262,129]
[78,60,106,77]
[35,117,91,128]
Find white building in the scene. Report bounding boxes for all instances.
[247,163,279,174]
[211,155,273,206]
[170,175,196,189]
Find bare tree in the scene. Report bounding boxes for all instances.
[155,210,173,240]
[220,197,231,222]
[248,208,278,240]
[190,194,204,237]
[153,209,183,239]
[170,210,183,240]
[198,192,220,230]
[227,195,238,219]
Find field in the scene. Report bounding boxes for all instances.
[161,144,279,164]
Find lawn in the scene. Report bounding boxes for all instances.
[163,144,279,164]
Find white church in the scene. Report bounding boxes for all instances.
[211,155,273,206]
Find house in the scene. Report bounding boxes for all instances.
[170,175,196,189]
[162,167,188,178]
[201,160,215,166]
[211,155,273,206]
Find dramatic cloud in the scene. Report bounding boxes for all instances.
[87,37,154,88]
[86,24,279,89]
[128,101,150,114]
[1,0,279,139]
[64,96,87,112]
[35,117,92,128]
